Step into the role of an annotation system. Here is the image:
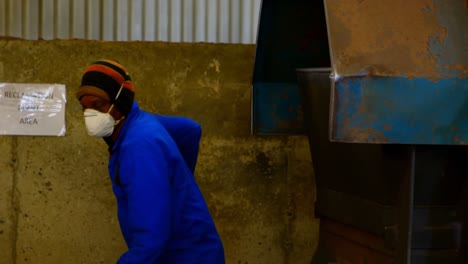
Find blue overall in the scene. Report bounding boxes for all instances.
[108,102,225,263]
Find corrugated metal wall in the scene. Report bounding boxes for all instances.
[0,0,262,43]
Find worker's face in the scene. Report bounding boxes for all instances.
[79,95,120,137]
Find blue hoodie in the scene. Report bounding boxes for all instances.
[108,102,225,263]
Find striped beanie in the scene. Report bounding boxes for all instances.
[77,59,135,115]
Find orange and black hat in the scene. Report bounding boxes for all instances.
[77,59,135,115]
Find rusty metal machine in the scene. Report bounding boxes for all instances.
[253,0,468,263]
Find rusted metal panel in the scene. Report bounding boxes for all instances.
[325,0,468,144]
[298,65,467,262]
[330,75,468,144]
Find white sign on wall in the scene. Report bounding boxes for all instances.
[0,83,66,136]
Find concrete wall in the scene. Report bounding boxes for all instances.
[0,40,318,264]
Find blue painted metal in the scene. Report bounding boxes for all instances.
[331,76,468,144]
[252,82,304,134]
[325,0,468,145]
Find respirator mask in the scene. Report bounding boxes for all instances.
[83,83,125,137]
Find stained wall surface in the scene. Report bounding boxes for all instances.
[0,40,318,264]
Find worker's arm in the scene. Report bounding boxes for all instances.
[116,137,172,264]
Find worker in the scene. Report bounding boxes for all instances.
[76,59,225,263]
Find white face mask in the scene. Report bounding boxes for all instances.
[83,83,125,137]
[83,106,116,137]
